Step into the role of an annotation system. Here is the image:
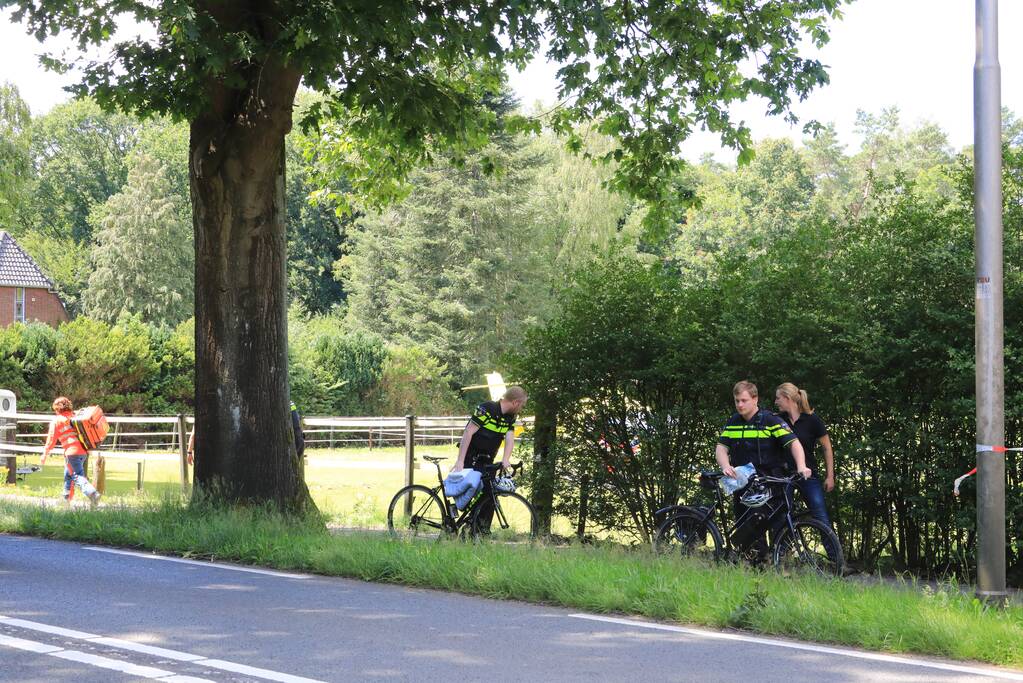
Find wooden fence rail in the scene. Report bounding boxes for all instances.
[0,412,533,494]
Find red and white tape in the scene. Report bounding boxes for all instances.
[954,444,1020,496]
[953,468,977,497]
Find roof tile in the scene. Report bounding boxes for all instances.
[0,231,56,289]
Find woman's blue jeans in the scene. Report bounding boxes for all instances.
[794,476,831,527]
[63,455,97,500]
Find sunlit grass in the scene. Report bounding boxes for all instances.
[2,444,464,526]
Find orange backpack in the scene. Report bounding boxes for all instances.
[70,406,109,450]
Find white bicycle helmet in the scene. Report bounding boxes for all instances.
[494,476,516,493]
[739,482,772,508]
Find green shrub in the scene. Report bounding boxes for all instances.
[45,315,157,412]
[513,252,726,543]
[368,344,461,416]
[0,322,59,409]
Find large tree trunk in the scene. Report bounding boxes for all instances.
[188,58,312,511]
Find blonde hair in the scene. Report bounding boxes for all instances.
[733,381,758,398]
[52,396,73,413]
[776,382,813,414]
[503,386,527,402]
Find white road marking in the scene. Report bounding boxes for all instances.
[0,632,62,654]
[0,614,327,683]
[50,649,177,678]
[0,617,96,639]
[568,614,1023,681]
[202,659,329,683]
[0,632,210,680]
[92,636,205,661]
[83,546,313,579]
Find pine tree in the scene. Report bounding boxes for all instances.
[344,125,547,382]
[84,155,193,326]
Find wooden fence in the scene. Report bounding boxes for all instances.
[0,412,533,494]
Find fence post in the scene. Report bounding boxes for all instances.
[177,414,190,493]
[136,462,143,491]
[95,453,106,494]
[1,413,14,485]
[96,421,118,495]
[404,415,416,515]
[2,419,14,485]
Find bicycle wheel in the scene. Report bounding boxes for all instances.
[470,491,538,543]
[772,517,844,577]
[387,485,448,541]
[654,509,723,562]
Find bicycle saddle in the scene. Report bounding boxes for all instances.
[422,456,448,463]
[699,470,723,489]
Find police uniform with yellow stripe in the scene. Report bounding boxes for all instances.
[717,409,797,473]
[465,401,517,472]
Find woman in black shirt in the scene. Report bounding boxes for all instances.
[774,382,835,527]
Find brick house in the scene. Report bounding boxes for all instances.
[0,231,69,328]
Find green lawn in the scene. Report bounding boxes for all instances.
[2,444,483,527]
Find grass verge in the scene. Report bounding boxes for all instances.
[0,498,1021,670]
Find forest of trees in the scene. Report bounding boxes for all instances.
[3,75,1021,581]
[512,109,1023,585]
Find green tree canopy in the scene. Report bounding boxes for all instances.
[84,154,194,326]
[0,81,32,228]
[343,103,550,383]
[3,0,847,509]
[28,97,137,243]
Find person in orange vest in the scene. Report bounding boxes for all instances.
[39,396,101,507]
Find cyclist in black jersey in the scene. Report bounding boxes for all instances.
[715,381,811,559]
[715,381,811,479]
[453,386,527,474]
[452,386,527,531]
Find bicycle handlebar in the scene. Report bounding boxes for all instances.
[483,461,524,477]
[757,473,804,484]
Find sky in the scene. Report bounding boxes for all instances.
[3,1,1021,162]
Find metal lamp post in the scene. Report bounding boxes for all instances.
[973,0,1007,604]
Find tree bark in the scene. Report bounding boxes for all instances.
[188,54,312,511]
[529,392,558,535]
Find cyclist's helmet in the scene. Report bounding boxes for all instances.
[494,475,516,492]
[739,481,772,508]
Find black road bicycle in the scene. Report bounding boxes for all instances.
[654,470,844,576]
[387,456,538,543]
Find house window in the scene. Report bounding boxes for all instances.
[14,288,25,323]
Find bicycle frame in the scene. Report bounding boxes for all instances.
[657,473,802,556]
[423,459,517,536]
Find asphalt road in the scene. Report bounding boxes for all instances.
[0,534,1019,682]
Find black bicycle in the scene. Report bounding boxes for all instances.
[386,456,538,543]
[654,470,844,577]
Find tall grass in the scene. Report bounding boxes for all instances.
[0,498,1020,669]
